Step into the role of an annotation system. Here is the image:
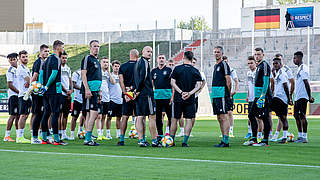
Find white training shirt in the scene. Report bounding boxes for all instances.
[274,68,289,104]
[61,64,71,96]
[195,71,206,98]
[16,64,31,98]
[101,70,110,103]
[247,69,256,102]
[230,67,238,93]
[72,70,83,103]
[6,66,19,98]
[108,72,123,104]
[295,64,309,101]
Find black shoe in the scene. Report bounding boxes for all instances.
[152,141,161,147]
[84,141,99,146]
[214,141,229,147]
[91,135,97,140]
[117,141,124,146]
[59,140,68,146]
[144,141,150,146]
[182,143,189,147]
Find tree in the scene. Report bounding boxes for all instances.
[177,16,210,31]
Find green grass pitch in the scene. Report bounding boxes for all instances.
[0,114,319,179]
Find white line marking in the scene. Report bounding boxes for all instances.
[0,149,319,169]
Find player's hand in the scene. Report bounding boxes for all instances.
[169,97,174,105]
[24,81,30,88]
[309,97,315,103]
[231,91,236,97]
[288,98,293,106]
[182,92,190,100]
[85,89,92,99]
[256,94,265,108]
[39,86,48,95]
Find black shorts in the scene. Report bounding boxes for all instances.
[98,102,109,115]
[195,97,199,113]
[248,102,254,114]
[249,97,271,119]
[61,95,71,115]
[173,101,196,119]
[43,94,61,114]
[122,97,136,116]
[31,94,43,114]
[271,97,288,116]
[294,98,308,116]
[108,101,122,117]
[82,91,99,112]
[212,97,228,115]
[135,96,156,116]
[226,97,234,111]
[8,96,19,115]
[18,97,31,115]
[71,100,82,118]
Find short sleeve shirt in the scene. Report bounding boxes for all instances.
[101,70,110,102]
[61,64,71,96]
[211,61,231,98]
[81,55,102,93]
[6,66,19,97]
[274,68,289,104]
[247,70,256,102]
[151,66,172,99]
[119,60,136,88]
[72,70,82,103]
[16,64,31,97]
[42,54,62,95]
[295,64,309,101]
[32,57,45,76]
[254,60,271,98]
[108,73,123,104]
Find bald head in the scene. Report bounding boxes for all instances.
[142,46,152,59]
[129,49,139,60]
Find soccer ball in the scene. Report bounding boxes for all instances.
[31,81,43,94]
[287,133,295,142]
[128,129,138,139]
[78,131,86,139]
[161,135,174,147]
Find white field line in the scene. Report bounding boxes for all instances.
[0,149,319,169]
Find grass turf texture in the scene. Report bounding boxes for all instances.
[0,115,319,179]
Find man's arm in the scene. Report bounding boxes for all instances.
[81,70,92,98]
[303,79,314,103]
[24,76,30,88]
[108,71,116,85]
[283,82,292,105]
[31,72,39,82]
[135,60,147,93]
[270,77,275,95]
[69,77,73,91]
[188,81,201,95]
[197,79,206,94]
[231,77,239,96]
[289,78,295,98]
[73,81,80,90]
[119,74,126,93]
[7,82,19,94]
[261,76,270,96]
[226,75,231,95]
[170,79,183,94]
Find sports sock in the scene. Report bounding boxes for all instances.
[116,129,120,137]
[5,130,10,137]
[180,128,184,135]
[269,131,272,136]
[170,135,175,141]
[30,130,33,136]
[120,135,124,142]
[16,130,19,138]
[64,130,67,137]
[39,129,42,137]
[229,126,233,133]
[42,132,47,141]
[85,131,92,142]
[77,126,82,134]
[143,135,146,142]
[273,131,280,138]
[248,125,252,133]
[53,134,60,142]
[152,138,157,144]
[222,135,229,144]
[257,132,262,138]
[165,126,169,134]
[132,117,135,125]
[283,130,288,138]
[302,132,307,139]
[106,129,111,137]
[183,135,189,144]
[70,131,74,138]
[97,129,101,136]
[21,129,25,138]
[298,132,303,138]
[138,138,143,143]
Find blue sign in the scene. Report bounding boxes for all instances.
[287,7,313,28]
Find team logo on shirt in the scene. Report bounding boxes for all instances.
[163,71,167,76]
[217,66,220,71]
[94,62,98,68]
[153,73,157,80]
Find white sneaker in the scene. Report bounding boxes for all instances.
[31,138,42,144]
[176,132,183,137]
[243,140,255,146]
[106,136,113,140]
[48,136,54,144]
[68,136,75,141]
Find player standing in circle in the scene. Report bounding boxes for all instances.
[243,48,272,147]
[4,53,19,142]
[81,40,102,146]
[211,46,231,147]
[293,51,314,143]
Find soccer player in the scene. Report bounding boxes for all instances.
[60,51,73,140]
[106,60,122,139]
[151,54,173,137]
[244,56,256,139]
[96,57,115,140]
[81,40,102,146]
[70,68,86,140]
[270,53,295,141]
[30,44,50,144]
[270,57,292,143]
[117,49,138,146]
[4,53,19,142]
[165,59,175,134]
[133,46,159,147]
[170,51,202,147]
[222,56,239,137]
[39,40,68,145]
[293,51,314,143]
[211,46,231,147]
[16,50,32,143]
[244,47,272,146]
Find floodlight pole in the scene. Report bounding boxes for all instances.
[108,36,111,62]
[251,10,255,55]
[307,26,310,72]
[200,30,203,72]
[153,33,156,68]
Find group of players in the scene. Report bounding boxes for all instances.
[3,39,314,147]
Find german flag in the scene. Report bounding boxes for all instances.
[255,9,280,30]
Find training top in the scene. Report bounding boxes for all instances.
[254,60,271,98]
[133,57,153,97]
[6,66,19,98]
[151,66,172,100]
[72,69,83,103]
[81,55,102,93]
[119,60,136,88]
[17,64,31,97]
[247,69,256,102]
[42,53,62,95]
[32,57,45,76]
[61,64,71,96]
[230,67,238,93]
[195,72,206,98]
[274,68,289,104]
[294,64,309,101]
[171,63,202,104]
[101,70,110,103]
[211,61,231,98]
[108,73,123,104]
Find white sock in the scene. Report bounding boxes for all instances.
[70,131,74,138]
[59,130,62,135]
[116,129,120,137]
[30,130,33,136]
[5,130,10,137]
[258,132,262,138]
[229,126,233,133]
[269,131,272,136]
[302,132,307,139]
[64,130,67,136]
[180,127,184,134]
[132,117,135,125]
[39,129,42,136]
[273,131,280,138]
[107,129,111,136]
[248,125,252,133]
[165,126,169,134]
[283,130,288,138]
[97,129,101,136]
[16,130,19,138]
[78,126,82,133]
[298,132,303,137]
